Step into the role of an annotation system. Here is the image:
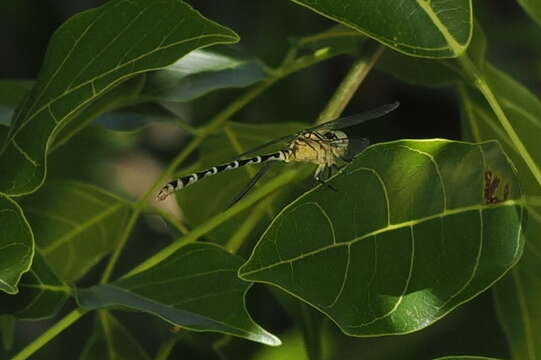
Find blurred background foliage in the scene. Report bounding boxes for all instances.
[0,0,540,359]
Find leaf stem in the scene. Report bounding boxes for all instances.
[100,209,139,283]
[10,308,87,360]
[317,43,385,124]
[123,168,301,278]
[458,55,541,187]
[154,334,179,360]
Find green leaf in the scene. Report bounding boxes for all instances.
[50,76,146,153]
[377,20,486,88]
[77,243,281,346]
[289,0,472,58]
[239,139,524,336]
[0,194,33,294]
[142,48,267,102]
[20,182,132,283]
[458,64,541,360]
[517,0,541,26]
[79,312,150,360]
[0,0,238,196]
[0,252,69,319]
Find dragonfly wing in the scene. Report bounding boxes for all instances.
[344,137,370,160]
[234,133,295,159]
[226,162,273,209]
[309,101,399,132]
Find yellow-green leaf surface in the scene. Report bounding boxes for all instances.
[20,182,131,283]
[0,0,238,196]
[289,0,472,58]
[240,139,524,336]
[517,0,541,26]
[77,243,281,346]
[0,252,69,319]
[459,64,541,360]
[79,312,150,360]
[0,194,33,294]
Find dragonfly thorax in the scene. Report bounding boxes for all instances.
[284,130,349,167]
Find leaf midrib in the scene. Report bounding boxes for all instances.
[240,199,524,276]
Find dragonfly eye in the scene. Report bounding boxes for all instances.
[323,132,337,140]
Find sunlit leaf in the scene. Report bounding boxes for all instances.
[77,243,281,346]
[289,0,472,57]
[0,194,33,294]
[0,0,238,196]
[240,139,524,336]
[0,252,69,319]
[79,312,150,360]
[20,182,132,283]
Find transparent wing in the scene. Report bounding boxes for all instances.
[307,101,399,132]
[233,133,295,159]
[344,137,370,160]
[231,101,397,159]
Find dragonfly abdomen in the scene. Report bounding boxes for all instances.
[156,151,286,200]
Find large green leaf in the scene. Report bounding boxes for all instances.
[289,0,472,58]
[0,252,69,319]
[20,182,132,283]
[240,139,524,336]
[77,243,281,346]
[0,0,238,196]
[142,48,267,102]
[79,312,150,360]
[0,194,33,294]
[459,64,541,360]
[377,20,486,88]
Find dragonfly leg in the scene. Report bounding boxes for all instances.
[314,166,337,192]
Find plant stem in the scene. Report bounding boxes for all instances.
[100,77,278,284]
[154,334,179,360]
[317,43,385,124]
[10,308,87,360]
[100,209,139,283]
[123,168,301,278]
[458,55,541,187]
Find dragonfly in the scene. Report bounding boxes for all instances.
[156,101,399,202]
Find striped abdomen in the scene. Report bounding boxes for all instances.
[156,151,286,200]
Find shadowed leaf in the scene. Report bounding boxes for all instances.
[0,194,33,294]
[77,243,281,346]
[0,0,238,196]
